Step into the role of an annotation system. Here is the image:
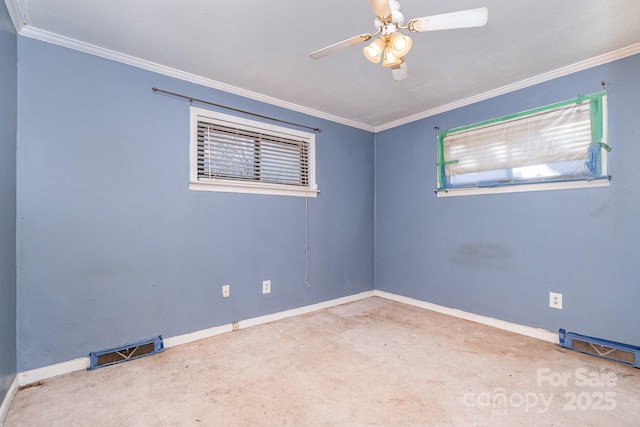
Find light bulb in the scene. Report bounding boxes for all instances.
[381,46,403,67]
[363,37,386,64]
[389,32,412,58]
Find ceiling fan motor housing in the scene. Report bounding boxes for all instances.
[375,0,405,31]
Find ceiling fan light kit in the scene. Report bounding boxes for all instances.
[310,1,488,81]
[363,33,412,64]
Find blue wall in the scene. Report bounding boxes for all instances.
[14,28,640,373]
[0,0,17,404]
[375,53,640,345]
[16,37,374,371]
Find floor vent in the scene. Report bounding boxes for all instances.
[89,335,164,370]
[559,329,640,368]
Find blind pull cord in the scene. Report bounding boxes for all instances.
[305,195,311,288]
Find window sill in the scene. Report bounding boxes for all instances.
[436,178,610,198]
[189,180,319,198]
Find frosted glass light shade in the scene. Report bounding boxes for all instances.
[363,37,386,63]
[389,32,412,57]
[381,46,403,67]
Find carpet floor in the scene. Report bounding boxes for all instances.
[5,297,640,426]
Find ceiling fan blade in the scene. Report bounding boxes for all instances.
[408,7,488,32]
[369,0,392,18]
[391,62,409,81]
[309,34,372,59]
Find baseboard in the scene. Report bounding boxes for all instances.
[18,357,89,387]
[374,290,558,344]
[164,290,375,348]
[15,289,556,387]
[0,375,19,426]
[17,290,375,386]
[236,291,375,330]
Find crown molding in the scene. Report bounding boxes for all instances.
[17,25,375,133]
[14,18,640,135]
[374,42,640,133]
[4,0,25,32]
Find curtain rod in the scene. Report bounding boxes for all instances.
[152,87,321,133]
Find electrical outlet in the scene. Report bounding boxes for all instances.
[222,285,230,298]
[549,292,563,309]
[232,322,239,331]
[262,280,271,294]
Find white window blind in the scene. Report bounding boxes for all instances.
[190,107,317,197]
[437,91,609,195]
[197,122,309,186]
[197,123,258,181]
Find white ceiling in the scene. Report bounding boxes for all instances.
[6,0,640,131]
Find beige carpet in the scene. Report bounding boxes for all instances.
[5,297,640,426]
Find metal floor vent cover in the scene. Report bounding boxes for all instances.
[559,329,640,368]
[89,335,164,370]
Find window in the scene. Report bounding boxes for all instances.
[437,91,610,196]
[190,107,317,197]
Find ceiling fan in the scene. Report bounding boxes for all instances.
[309,0,488,81]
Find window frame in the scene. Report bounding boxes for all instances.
[436,92,609,197]
[189,106,318,198]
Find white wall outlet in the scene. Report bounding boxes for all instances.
[232,322,239,331]
[222,285,230,298]
[262,280,271,294]
[549,292,562,309]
